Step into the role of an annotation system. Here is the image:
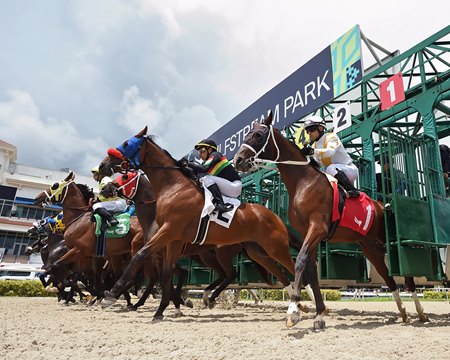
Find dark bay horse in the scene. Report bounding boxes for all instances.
[234,112,428,328]
[99,162,296,310]
[99,127,303,321]
[34,173,143,302]
[25,220,87,304]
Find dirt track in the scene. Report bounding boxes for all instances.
[1,296,450,360]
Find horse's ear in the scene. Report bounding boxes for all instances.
[136,126,148,138]
[264,111,273,126]
[64,171,74,182]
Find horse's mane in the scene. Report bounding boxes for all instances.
[272,127,321,171]
[146,136,201,184]
[76,183,94,202]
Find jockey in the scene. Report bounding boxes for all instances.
[188,139,242,213]
[302,115,360,198]
[91,166,126,226]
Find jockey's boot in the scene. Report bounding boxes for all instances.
[207,184,233,213]
[334,170,360,198]
[94,207,119,227]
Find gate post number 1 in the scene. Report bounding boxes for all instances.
[379,72,405,111]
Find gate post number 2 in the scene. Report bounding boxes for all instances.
[379,72,405,111]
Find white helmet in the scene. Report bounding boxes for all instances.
[304,115,326,130]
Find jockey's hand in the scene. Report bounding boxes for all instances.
[301,146,314,156]
[176,157,188,168]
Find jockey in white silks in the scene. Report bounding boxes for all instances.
[301,115,360,198]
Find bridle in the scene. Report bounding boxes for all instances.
[117,136,182,171]
[43,180,73,205]
[43,180,92,211]
[241,124,309,170]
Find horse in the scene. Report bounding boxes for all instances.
[233,111,429,328]
[98,127,310,321]
[33,173,142,305]
[98,163,294,310]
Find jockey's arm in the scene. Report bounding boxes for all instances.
[314,133,339,158]
[189,152,222,173]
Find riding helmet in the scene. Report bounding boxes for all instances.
[304,115,326,130]
[195,139,218,151]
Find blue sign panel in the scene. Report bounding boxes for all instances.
[201,26,362,160]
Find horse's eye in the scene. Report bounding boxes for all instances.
[51,183,59,190]
[253,132,264,145]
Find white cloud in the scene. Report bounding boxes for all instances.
[1,0,449,176]
[0,90,108,173]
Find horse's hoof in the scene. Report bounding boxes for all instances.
[419,314,429,322]
[152,315,164,322]
[208,300,217,310]
[174,310,184,318]
[128,305,138,311]
[101,297,116,308]
[185,299,193,308]
[313,319,326,330]
[401,313,411,323]
[45,286,59,293]
[202,299,209,308]
[286,313,299,328]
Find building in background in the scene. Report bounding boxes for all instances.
[0,139,97,264]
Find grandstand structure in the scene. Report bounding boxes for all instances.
[0,139,96,264]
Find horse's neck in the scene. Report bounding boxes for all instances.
[272,131,320,196]
[142,144,194,198]
[134,177,157,234]
[47,233,63,248]
[62,185,89,223]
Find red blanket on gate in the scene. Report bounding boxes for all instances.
[331,182,375,236]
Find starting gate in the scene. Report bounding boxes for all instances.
[180,25,450,289]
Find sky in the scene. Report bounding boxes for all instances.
[0,0,449,175]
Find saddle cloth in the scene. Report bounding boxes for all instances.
[94,213,131,238]
[192,187,241,245]
[331,180,375,236]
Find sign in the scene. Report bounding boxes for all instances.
[333,101,351,133]
[379,73,405,111]
[203,26,363,160]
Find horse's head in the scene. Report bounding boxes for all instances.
[100,181,120,199]
[34,172,75,206]
[234,112,275,172]
[105,127,148,170]
[98,148,128,177]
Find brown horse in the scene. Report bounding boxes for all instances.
[99,127,303,321]
[98,159,297,310]
[234,112,429,328]
[34,172,143,302]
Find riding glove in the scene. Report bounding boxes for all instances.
[301,146,315,156]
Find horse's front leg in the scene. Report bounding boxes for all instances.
[153,243,183,321]
[287,225,326,329]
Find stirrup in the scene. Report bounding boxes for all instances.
[106,218,119,227]
[214,203,233,213]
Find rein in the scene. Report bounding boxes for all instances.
[63,212,87,230]
[242,125,309,169]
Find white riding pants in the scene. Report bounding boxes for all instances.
[326,163,359,183]
[92,198,127,213]
[202,175,242,198]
